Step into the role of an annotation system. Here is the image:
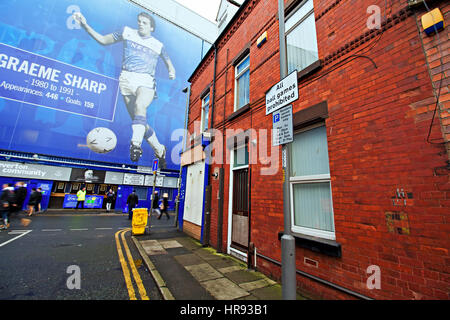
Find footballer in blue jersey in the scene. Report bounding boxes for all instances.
[74,11,175,167]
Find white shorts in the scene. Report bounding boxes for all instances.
[119,70,156,96]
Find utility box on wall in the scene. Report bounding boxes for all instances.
[421,8,445,35]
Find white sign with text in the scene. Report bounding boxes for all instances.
[272,105,293,146]
[266,70,298,115]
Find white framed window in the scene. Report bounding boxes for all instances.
[289,124,335,240]
[285,0,319,74]
[234,54,250,111]
[201,93,210,132]
[233,143,249,169]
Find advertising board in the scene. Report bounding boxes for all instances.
[63,194,103,208]
[0,160,72,181]
[0,0,206,170]
[70,168,105,183]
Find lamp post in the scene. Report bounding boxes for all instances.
[278,0,297,300]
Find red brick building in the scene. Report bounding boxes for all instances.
[182,0,449,299]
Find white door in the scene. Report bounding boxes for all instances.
[183,160,205,226]
[227,145,249,262]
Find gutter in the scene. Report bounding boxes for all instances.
[227,0,243,7]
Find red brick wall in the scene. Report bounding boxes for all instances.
[415,2,450,157]
[183,220,202,241]
[188,0,450,300]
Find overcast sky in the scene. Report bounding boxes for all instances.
[174,0,222,22]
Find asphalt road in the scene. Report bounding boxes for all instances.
[0,213,162,300]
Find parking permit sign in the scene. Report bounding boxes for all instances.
[272,105,293,146]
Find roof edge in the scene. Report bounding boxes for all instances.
[188,0,250,83]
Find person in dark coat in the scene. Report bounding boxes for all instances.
[34,187,43,213]
[127,190,139,220]
[0,184,15,230]
[157,193,170,220]
[14,181,28,213]
[106,189,115,212]
[151,190,160,217]
[27,188,39,216]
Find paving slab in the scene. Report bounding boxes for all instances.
[224,269,264,284]
[239,279,272,291]
[249,285,283,300]
[159,240,183,249]
[201,277,250,300]
[164,247,191,256]
[218,266,243,274]
[207,257,241,269]
[140,240,167,255]
[150,253,213,300]
[174,253,204,267]
[193,247,226,261]
[174,237,202,250]
[185,263,223,282]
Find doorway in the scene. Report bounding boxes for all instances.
[183,160,206,240]
[228,144,249,261]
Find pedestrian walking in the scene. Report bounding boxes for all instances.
[151,190,160,217]
[106,188,115,212]
[34,187,43,213]
[157,193,170,220]
[1,183,31,228]
[0,183,15,230]
[27,188,39,216]
[127,189,139,220]
[14,181,28,213]
[76,187,86,209]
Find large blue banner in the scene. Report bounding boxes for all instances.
[0,0,206,170]
[0,43,118,121]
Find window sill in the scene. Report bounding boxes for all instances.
[278,231,342,258]
[297,59,322,80]
[227,103,250,122]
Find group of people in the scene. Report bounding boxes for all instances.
[0,182,43,230]
[151,190,170,220]
[126,189,169,220]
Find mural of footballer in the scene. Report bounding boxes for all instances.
[74,11,175,168]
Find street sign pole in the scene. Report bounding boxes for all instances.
[150,159,158,221]
[278,0,297,300]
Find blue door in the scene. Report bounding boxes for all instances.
[116,185,133,212]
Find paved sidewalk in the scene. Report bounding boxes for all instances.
[131,215,306,300]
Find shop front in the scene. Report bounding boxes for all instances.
[0,160,179,212]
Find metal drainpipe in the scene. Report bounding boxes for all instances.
[175,86,191,228]
[217,48,229,253]
[202,43,217,246]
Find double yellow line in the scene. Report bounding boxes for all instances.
[115,228,149,300]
